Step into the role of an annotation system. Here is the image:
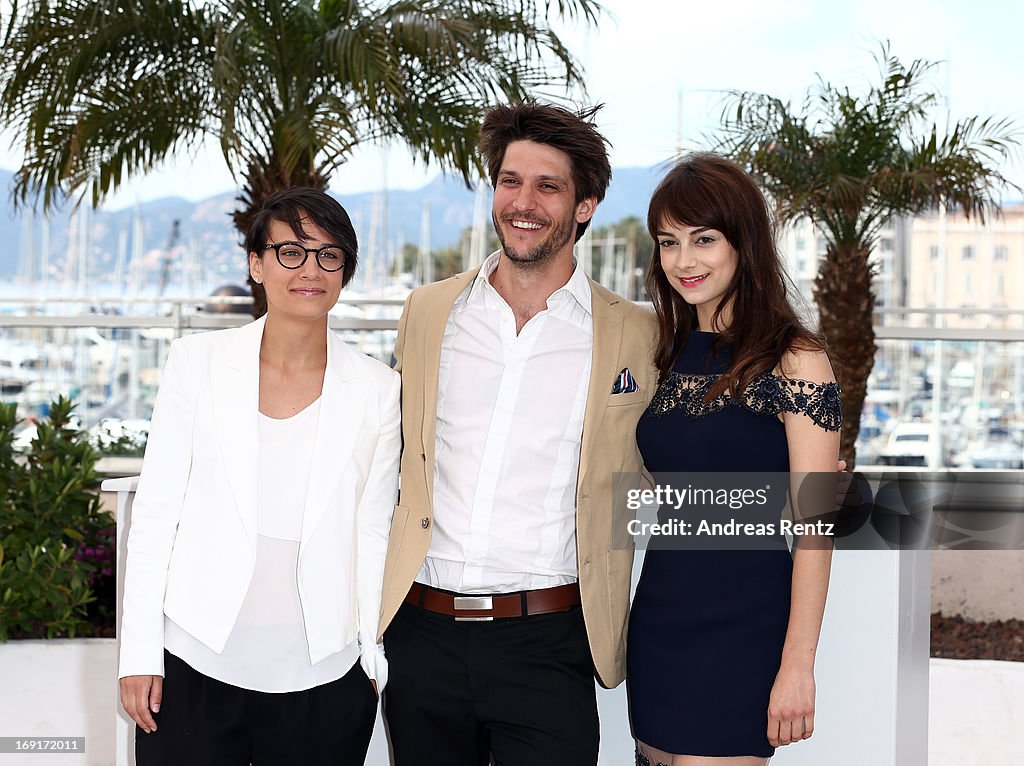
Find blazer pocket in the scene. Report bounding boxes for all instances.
[383,504,411,574]
[606,548,636,646]
[607,388,647,407]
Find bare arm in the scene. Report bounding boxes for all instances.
[768,348,840,748]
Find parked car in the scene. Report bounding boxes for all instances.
[965,427,1024,470]
[877,422,942,468]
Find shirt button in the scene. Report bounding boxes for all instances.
[583,558,591,566]
[421,517,430,529]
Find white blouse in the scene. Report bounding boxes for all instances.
[164,398,359,692]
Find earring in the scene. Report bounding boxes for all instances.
[253,277,261,284]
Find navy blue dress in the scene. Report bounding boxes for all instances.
[627,331,841,757]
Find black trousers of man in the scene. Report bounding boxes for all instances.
[383,600,600,766]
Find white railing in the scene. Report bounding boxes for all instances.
[0,296,406,333]
[4,300,1023,472]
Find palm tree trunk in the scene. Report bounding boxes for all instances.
[813,243,876,469]
[232,160,328,318]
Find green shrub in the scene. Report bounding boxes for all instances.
[0,397,114,640]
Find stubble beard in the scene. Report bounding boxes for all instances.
[493,211,576,268]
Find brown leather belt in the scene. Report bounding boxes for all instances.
[404,582,581,622]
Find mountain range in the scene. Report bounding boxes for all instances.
[0,165,665,290]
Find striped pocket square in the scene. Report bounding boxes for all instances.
[611,368,639,394]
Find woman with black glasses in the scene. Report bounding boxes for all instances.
[118,187,400,765]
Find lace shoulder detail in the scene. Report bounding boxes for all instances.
[648,371,843,431]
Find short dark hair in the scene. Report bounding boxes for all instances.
[479,102,612,241]
[245,187,359,288]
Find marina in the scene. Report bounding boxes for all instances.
[2,290,1022,471]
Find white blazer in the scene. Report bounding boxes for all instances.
[118,316,401,688]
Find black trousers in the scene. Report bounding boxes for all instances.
[383,601,600,766]
[136,650,377,766]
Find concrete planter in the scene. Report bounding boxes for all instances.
[0,638,117,766]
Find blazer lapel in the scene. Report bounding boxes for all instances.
[419,268,481,462]
[212,316,265,552]
[299,331,367,548]
[578,280,625,494]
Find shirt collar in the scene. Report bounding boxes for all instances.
[467,250,592,316]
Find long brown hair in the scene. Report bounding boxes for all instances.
[644,153,822,397]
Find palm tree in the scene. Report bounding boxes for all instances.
[714,46,1019,466]
[0,0,602,313]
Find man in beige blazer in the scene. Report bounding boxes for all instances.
[378,103,657,766]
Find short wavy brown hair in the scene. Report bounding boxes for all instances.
[479,102,611,241]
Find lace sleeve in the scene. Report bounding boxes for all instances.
[647,371,843,431]
[742,376,842,431]
[647,372,729,418]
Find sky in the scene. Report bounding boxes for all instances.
[1,0,1022,210]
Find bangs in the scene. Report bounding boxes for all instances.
[647,162,733,244]
[270,202,357,256]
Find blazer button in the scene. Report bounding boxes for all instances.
[421,517,430,529]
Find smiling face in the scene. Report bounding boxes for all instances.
[657,219,738,331]
[248,217,345,323]
[490,140,596,268]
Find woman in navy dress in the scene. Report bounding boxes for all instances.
[627,154,842,765]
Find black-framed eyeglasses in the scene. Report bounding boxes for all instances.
[262,241,347,272]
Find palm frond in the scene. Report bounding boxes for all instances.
[715,49,1019,247]
[1,0,213,211]
[1,0,603,214]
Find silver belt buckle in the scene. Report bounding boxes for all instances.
[453,595,494,622]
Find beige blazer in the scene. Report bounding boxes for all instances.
[378,268,657,688]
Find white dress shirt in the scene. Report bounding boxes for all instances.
[418,251,593,594]
[165,398,358,692]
